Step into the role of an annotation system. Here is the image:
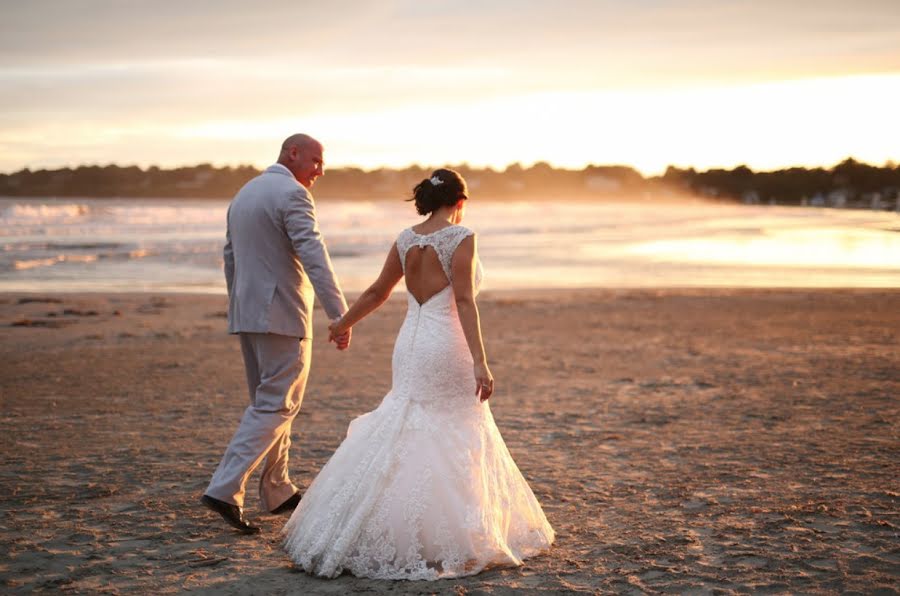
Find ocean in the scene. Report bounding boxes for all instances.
[1,197,898,294]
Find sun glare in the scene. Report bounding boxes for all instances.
[6,72,895,173]
[624,226,900,269]
[168,73,900,174]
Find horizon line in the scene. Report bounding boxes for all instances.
[2,155,895,178]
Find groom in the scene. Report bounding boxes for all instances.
[201,134,350,534]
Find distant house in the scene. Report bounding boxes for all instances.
[585,175,622,193]
[862,192,884,210]
[827,190,848,208]
[175,170,214,190]
[742,190,760,205]
[698,185,719,198]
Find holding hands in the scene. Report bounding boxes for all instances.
[328,317,351,351]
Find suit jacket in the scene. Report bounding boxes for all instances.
[224,164,347,338]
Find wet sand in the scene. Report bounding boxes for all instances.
[0,289,898,594]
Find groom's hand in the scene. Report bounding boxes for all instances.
[333,328,351,350]
[328,319,352,351]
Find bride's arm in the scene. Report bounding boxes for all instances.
[329,242,403,338]
[451,235,494,401]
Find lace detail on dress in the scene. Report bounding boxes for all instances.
[396,225,483,292]
[282,226,552,580]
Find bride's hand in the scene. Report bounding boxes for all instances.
[328,318,351,350]
[474,362,494,402]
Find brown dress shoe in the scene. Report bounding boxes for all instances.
[201,494,261,534]
[270,492,301,515]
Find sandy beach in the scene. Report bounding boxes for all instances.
[0,289,897,594]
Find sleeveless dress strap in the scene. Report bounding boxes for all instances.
[396,228,416,272]
[434,226,474,281]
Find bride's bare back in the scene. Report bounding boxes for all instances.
[404,243,450,305]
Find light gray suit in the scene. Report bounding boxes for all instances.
[206,163,347,511]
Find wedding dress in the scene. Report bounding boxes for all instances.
[283,225,554,580]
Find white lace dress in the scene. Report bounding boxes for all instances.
[283,225,555,580]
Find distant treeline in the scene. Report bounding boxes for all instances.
[1,158,898,207]
[663,159,900,207]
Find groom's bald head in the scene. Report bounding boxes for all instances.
[280,134,318,155]
[278,134,324,188]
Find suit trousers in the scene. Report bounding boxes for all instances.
[205,333,310,511]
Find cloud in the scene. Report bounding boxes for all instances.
[1,0,899,171]
[3,0,898,74]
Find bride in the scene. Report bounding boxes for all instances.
[282,168,554,580]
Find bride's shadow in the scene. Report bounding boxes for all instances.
[189,561,518,595]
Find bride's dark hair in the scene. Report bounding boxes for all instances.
[409,168,468,216]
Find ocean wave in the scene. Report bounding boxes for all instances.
[64,254,100,264]
[106,204,227,225]
[45,241,125,250]
[4,203,90,220]
[14,257,63,270]
[9,245,153,271]
[14,253,100,270]
[2,241,129,253]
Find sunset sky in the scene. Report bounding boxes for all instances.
[2,0,899,175]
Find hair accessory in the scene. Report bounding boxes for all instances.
[430,176,444,186]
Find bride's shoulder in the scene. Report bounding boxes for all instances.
[449,224,476,239]
[395,227,416,251]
